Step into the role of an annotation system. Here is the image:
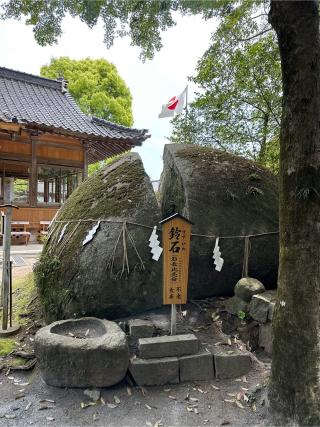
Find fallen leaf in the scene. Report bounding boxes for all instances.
[226,393,236,397]
[146,422,152,427]
[127,387,132,396]
[81,402,96,409]
[211,385,220,391]
[140,387,148,396]
[100,397,106,405]
[164,388,171,392]
[189,397,199,402]
[203,420,209,424]
[46,417,55,421]
[40,399,55,404]
[235,401,245,409]
[241,387,249,392]
[18,388,25,393]
[8,376,15,380]
[194,408,199,414]
[224,399,235,403]
[236,393,242,401]
[243,394,249,402]
[107,403,117,409]
[19,382,30,387]
[39,405,56,410]
[197,388,204,394]
[25,402,32,410]
[5,415,16,419]
[187,406,193,412]
[227,350,234,354]
[153,420,162,427]
[15,394,25,400]
[234,378,242,382]
[227,338,232,346]
[168,395,176,400]
[252,404,257,411]
[113,395,120,404]
[68,332,75,337]
[85,329,90,336]
[242,376,248,383]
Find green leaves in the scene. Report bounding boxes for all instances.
[40,57,133,126]
[171,3,281,172]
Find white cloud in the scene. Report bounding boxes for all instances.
[0,12,215,179]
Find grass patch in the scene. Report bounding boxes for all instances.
[0,338,15,356]
[0,272,40,328]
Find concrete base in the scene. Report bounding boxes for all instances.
[179,351,214,382]
[128,319,154,339]
[139,334,199,358]
[129,356,179,386]
[0,324,21,337]
[212,347,252,379]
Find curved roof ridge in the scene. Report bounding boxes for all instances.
[0,66,62,90]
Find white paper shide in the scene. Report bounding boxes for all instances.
[213,237,224,272]
[82,221,101,246]
[148,226,163,261]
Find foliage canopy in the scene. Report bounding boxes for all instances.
[41,57,133,127]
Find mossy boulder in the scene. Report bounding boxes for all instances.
[159,144,279,298]
[35,153,162,323]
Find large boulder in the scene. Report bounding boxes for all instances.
[35,153,162,322]
[159,144,279,298]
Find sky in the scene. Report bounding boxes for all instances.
[0,12,215,180]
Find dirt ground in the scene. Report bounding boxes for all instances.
[0,263,274,426]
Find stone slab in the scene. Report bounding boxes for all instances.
[179,351,214,382]
[259,323,273,355]
[249,291,277,323]
[128,319,154,339]
[129,356,179,386]
[212,347,252,380]
[139,334,199,359]
[225,296,249,316]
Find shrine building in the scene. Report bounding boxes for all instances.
[0,67,149,239]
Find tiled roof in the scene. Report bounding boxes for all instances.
[0,67,149,162]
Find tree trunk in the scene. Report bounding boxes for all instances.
[268,1,320,424]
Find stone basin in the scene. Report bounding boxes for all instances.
[35,317,129,388]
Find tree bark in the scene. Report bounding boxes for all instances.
[268,1,320,424]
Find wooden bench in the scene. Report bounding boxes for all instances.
[11,221,31,245]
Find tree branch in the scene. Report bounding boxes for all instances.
[236,27,272,42]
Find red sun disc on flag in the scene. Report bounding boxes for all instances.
[167,96,179,110]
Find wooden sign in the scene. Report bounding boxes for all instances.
[160,213,192,305]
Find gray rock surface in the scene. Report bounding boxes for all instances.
[249,291,277,323]
[234,277,265,302]
[139,334,199,359]
[212,347,252,379]
[159,144,279,297]
[259,323,273,355]
[129,356,179,386]
[128,319,154,339]
[35,153,162,322]
[179,352,214,382]
[225,296,249,316]
[35,318,129,388]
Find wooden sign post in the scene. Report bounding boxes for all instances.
[160,213,192,335]
[0,180,20,336]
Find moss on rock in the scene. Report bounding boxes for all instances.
[35,153,162,323]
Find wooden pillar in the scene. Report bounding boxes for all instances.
[55,177,60,203]
[30,140,37,207]
[44,178,49,203]
[67,175,72,198]
[83,142,88,180]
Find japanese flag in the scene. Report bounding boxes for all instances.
[158,87,187,118]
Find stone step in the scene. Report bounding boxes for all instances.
[128,319,154,339]
[179,351,214,382]
[138,334,199,359]
[211,347,252,380]
[129,356,179,386]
